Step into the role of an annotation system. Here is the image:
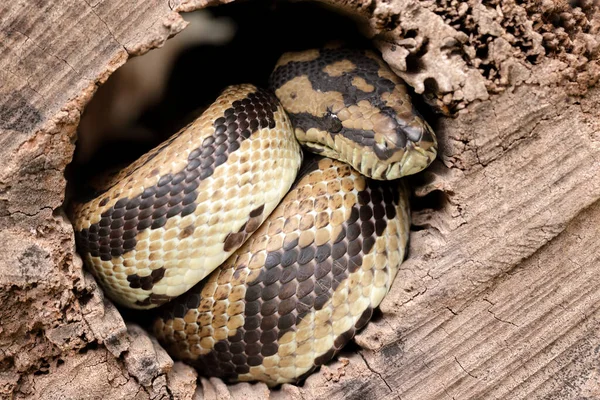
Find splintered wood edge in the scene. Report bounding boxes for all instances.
[1,0,599,399]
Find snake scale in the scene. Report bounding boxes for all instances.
[72,47,437,385]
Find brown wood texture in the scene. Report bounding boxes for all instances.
[1,0,599,399]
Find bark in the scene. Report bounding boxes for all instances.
[1,0,599,399]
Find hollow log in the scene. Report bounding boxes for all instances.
[1,0,599,399]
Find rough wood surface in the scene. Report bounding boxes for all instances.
[1,0,599,399]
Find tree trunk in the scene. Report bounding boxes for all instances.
[1,0,599,399]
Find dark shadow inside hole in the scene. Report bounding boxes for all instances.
[369,307,384,323]
[33,364,50,375]
[410,223,427,232]
[526,54,540,64]
[475,45,488,59]
[118,307,156,330]
[404,29,418,39]
[67,1,370,189]
[411,189,447,212]
[141,1,372,136]
[0,357,14,371]
[420,76,445,128]
[550,12,562,26]
[423,77,439,94]
[407,165,437,189]
[404,37,429,73]
[78,341,99,354]
[477,59,496,81]
[340,338,362,354]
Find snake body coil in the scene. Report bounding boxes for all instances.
[72,86,302,308]
[72,48,437,385]
[154,156,410,384]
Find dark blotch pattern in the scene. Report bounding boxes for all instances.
[74,89,279,269]
[270,48,413,151]
[126,267,166,290]
[223,203,267,252]
[155,157,404,383]
[289,112,377,148]
[270,48,394,112]
[136,293,174,307]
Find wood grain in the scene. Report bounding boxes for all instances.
[0,0,599,398]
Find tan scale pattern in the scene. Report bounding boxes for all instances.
[72,85,302,308]
[322,59,356,77]
[351,76,375,92]
[275,49,320,67]
[154,157,410,385]
[274,76,345,117]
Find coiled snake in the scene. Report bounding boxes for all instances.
[72,47,437,385]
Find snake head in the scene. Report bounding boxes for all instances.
[270,47,437,180]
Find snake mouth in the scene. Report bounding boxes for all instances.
[396,120,437,177]
[301,129,436,180]
[396,141,437,177]
[369,142,436,179]
[367,115,437,179]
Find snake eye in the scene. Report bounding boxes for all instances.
[327,113,343,133]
